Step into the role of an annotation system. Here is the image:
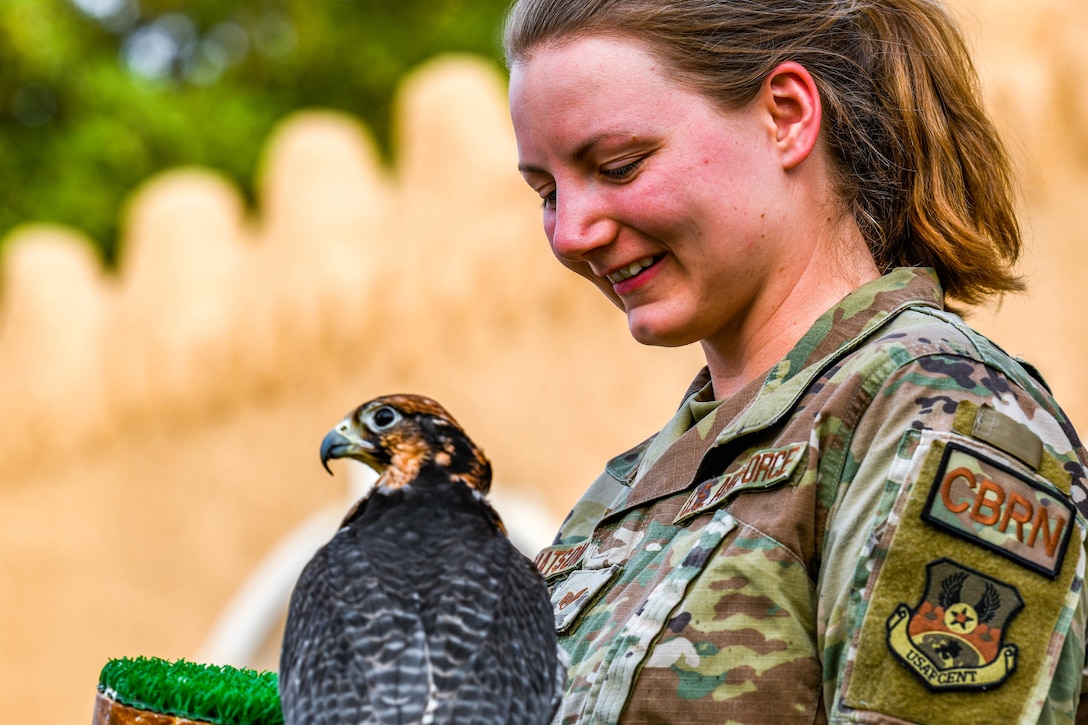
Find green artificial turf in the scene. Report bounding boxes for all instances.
[97,656,284,724]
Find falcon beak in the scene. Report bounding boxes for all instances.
[319,425,376,475]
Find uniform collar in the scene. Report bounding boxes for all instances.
[608,268,945,512]
[723,266,943,441]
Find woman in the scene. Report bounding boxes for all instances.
[504,0,1088,723]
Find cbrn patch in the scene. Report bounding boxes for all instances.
[843,431,1081,725]
[922,442,1074,579]
[886,558,1022,691]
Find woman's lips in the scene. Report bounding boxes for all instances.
[609,254,664,294]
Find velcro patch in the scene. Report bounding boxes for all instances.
[549,565,620,633]
[922,442,1074,579]
[674,442,807,523]
[844,431,1081,725]
[886,558,1023,691]
[535,541,589,580]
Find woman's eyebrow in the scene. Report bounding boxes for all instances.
[518,129,642,175]
[518,161,547,175]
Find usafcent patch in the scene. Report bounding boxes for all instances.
[843,432,1081,725]
[887,559,1022,691]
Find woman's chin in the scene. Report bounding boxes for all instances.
[626,316,697,348]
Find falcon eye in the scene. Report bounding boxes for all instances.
[371,406,399,430]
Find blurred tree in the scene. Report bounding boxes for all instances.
[0,0,512,264]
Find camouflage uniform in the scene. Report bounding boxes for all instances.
[535,268,1088,724]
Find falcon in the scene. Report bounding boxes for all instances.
[279,394,564,724]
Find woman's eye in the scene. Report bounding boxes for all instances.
[602,158,644,180]
[541,189,556,211]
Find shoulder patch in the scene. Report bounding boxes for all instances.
[922,442,1074,579]
[844,431,1083,725]
[886,558,1022,691]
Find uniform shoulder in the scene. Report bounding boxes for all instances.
[855,307,1049,399]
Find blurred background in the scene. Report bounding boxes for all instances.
[0,0,523,262]
[1,0,1086,721]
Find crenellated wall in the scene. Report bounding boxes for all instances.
[0,55,703,723]
[1,1,1086,720]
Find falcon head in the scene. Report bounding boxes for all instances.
[319,394,492,494]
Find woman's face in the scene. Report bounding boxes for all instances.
[509,36,800,350]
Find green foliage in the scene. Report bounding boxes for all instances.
[0,0,513,264]
[98,656,283,724]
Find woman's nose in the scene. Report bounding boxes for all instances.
[547,189,614,262]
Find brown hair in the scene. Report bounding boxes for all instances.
[504,0,1023,306]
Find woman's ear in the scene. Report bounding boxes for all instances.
[760,61,823,170]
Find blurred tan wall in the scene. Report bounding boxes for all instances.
[0,1,1085,721]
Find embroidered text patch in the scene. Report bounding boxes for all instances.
[922,442,1074,579]
[535,541,589,580]
[674,442,807,523]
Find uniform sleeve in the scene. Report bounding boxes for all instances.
[818,354,1088,724]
